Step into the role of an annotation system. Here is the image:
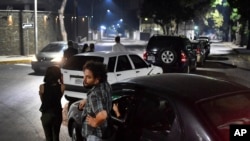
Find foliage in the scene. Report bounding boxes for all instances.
[228,0,250,49]
[206,9,224,28]
[140,0,213,34]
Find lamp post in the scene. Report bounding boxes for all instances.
[34,0,38,54]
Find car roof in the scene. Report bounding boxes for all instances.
[75,51,138,57]
[150,35,188,40]
[113,73,249,102]
[49,41,67,44]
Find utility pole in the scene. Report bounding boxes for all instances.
[34,0,38,54]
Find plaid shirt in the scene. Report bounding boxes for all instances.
[81,81,112,138]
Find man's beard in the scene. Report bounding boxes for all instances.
[83,83,94,89]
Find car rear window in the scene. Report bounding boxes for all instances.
[147,36,182,48]
[197,92,250,140]
[41,43,66,52]
[63,56,104,71]
[191,42,199,49]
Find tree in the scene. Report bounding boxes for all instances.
[227,0,250,49]
[140,0,213,35]
[58,0,68,41]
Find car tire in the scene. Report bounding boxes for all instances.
[71,122,83,141]
[160,48,177,65]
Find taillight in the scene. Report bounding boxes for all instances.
[143,51,148,60]
[181,51,187,62]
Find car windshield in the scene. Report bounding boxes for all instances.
[40,43,66,52]
[197,92,250,140]
[63,56,104,71]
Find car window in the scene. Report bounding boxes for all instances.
[197,92,250,140]
[62,56,104,70]
[133,93,177,139]
[111,89,136,122]
[116,55,132,72]
[107,56,117,72]
[41,43,66,52]
[147,36,180,48]
[129,54,148,69]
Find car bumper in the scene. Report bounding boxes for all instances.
[160,63,189,73]
[31,61,62,72]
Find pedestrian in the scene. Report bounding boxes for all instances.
[89,43,95,52]
[63,40,78,60]
[112,36,126,52]
[82,43,89,53]
[39,66,65,141]
[78,61,113,141]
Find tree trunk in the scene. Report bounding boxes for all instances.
[58,0,68,41]
[247,19,250,50]
[239,20,246,47]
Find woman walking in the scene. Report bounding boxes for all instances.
[39,66,65,141]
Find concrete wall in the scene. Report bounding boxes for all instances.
[0,10,60,55]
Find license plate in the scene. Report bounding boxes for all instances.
[148,56,155,61]
[75,78,83,84]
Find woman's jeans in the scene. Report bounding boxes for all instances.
[41,112,62,141]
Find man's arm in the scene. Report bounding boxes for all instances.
[86,110,107,128]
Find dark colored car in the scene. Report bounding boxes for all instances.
[67,73,250,141]
[197,36,211,58]
[191,40,206,66]
[143,35,197,73]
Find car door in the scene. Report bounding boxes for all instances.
[129,54,150,77]
[107,56,118,84]
[114,55,136,81]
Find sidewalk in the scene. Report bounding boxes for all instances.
[0,55,34,64]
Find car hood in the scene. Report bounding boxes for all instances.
[36,52,63,58]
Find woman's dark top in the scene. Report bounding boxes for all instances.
[40,83,62,113]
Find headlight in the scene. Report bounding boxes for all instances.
[51,57,63,62]
[32,56,37,61]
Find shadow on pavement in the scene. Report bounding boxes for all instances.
[206,55,229,61]
[28,72,45,76]
[202,61,237,69]
[193,69,228,79]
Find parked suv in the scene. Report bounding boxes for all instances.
[143,35,197,73]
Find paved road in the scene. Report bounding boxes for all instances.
[0,64,71,141]
[0,41,249,141]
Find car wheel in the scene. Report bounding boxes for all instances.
[71,122,83,141]
[160,48,177,65]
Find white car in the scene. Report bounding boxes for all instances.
[61,51,163,102]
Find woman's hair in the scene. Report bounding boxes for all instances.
[44,66,62,84]
[83,61,107,83]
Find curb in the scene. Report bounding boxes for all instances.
[0,60,31,64]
